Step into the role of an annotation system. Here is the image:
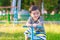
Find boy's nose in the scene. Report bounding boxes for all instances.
[35,15,38,17]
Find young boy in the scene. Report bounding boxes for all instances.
[24,6,46,40]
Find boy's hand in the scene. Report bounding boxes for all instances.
[26,23,32,27]
[33,23,37,27]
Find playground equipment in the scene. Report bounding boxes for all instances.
[0,0,47,24]
[23,26,46,40]
[0,7,11,23]
[0,0,45,23]
[0,0,21,23]
[20,10,30,21]
[41,0,44,14]
[11,0,21,23]
[11,0,44,22]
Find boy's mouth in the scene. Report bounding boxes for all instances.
[33,18,38,21]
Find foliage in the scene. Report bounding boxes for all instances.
[44,0,58,13]
[0,0,11,6]
[0,0,59,11]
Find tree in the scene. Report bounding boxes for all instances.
[44,0,58,13]
[33,0,42,11]
[55,0,60,13]
[0,0,11,6]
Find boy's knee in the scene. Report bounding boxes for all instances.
[25,35,29,40]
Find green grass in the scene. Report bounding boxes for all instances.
[44,13,60,21]
[0,32,60,40]
[46,32,60,40]
[0,15,7,20]
[0,32,24,40]
[0,23,60,40]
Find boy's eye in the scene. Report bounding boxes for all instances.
[33,12,39,15]
[33,13,36,15]
[37,12,39,14]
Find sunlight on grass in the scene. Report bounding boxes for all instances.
[0,23,60,40]
[44,23,60,34]
[0,23,26,33]
[0,23,60,33]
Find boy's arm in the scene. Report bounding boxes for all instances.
[33,16,44,26]
[32,23,42,27]
[38,16,44,26]
[26,22,32,27]
[26,17,38,27]
[37,22,43,26]
[26,17,32,27]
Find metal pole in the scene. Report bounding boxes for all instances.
[17,0,21,19]
[11,0,18,23]
[41,0,44,14]
[11,0,16,14]
[8,11,10,23]
[17,0,21,11]
[31,27,34,40]
[14,7,18,23]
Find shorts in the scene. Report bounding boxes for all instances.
[24,26,46,40]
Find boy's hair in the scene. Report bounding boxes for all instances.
[30,6,39,13]
[30,2,35,5]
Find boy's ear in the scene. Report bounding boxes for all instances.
[30,13,32,15]
[39,11,41,16]
[39,12,41,16]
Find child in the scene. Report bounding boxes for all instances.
[24,6,46,40]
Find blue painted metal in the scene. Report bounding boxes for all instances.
[17,0,21,11]
[14,8,18,21]
[41,0,44,14]
[31,26,34,40]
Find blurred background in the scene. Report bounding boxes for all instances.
[0,0,60,40]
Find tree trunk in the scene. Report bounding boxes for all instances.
[33,0,42,11]
[33,0,42,15]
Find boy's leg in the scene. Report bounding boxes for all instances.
[40,36,46,40]
[36,26,46,40]
[25,35,29,40]
[24,30,31,40]
[37,26,46,34]
[24,31,29,40]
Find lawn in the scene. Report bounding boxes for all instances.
[0,23,60,40]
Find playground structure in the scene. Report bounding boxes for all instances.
[0,0,45,24]
[0,0,60,23]
[10,0,21,23]
[0,0,21,23]
[23,25,46,40]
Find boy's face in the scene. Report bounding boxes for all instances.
[30,10,40,21]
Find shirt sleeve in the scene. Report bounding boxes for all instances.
[40,16,44,24]
[38,16,44,26]
[26,17,32,25]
